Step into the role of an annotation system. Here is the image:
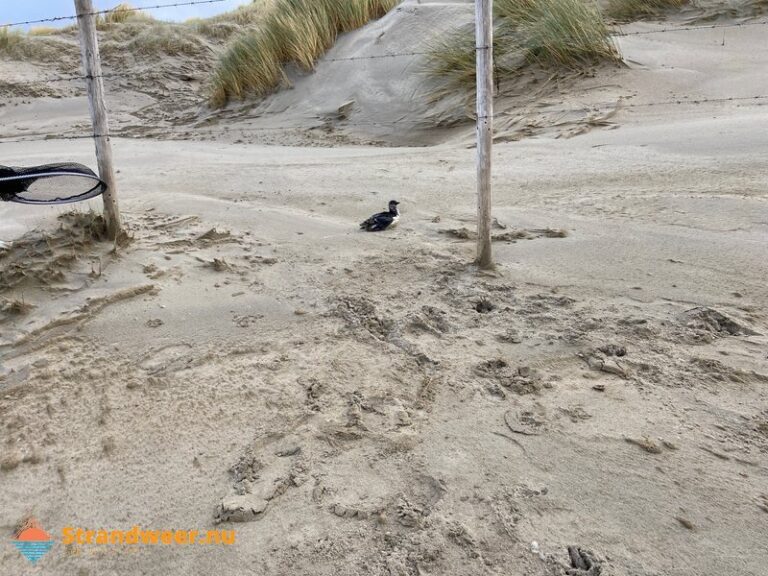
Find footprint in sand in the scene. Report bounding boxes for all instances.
[139,343,193,374]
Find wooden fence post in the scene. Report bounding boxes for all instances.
[475,0,494,269]
[74,0,122,240]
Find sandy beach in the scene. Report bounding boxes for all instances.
[1,1,767,575]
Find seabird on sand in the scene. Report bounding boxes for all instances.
[360,200,400,232]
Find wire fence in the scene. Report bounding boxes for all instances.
[3,93,767,146]
[5,16,768,84]
[614,17,768,36]
[0,119,435,146]
[1,4,767,147]
[1,70,200,85]
[0,0,228,29]
[4,0,764,32]
[2,9,765,85]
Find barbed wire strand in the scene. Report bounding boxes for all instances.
[5,19,767,88]
[3,0,765,34]
[2,6,767,144]
[0,70,202,85]
[615,18,768,37]
[0,51,440,88]
[323,50,434,63]
[1,13,767,85]
[0,0,228,29]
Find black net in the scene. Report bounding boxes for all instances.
[0,163,106,205]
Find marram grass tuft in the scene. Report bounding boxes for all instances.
[209,0,399,107]
[99,3,154,26]
[606,0,689,22]
[426,0,619,99]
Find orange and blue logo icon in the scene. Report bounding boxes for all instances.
[13,518,54,564]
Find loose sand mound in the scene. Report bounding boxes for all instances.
[0,212,108,292]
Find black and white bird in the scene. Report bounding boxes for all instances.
[360,200,400,232]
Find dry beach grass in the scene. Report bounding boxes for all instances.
[605,0,690,22]
[425,0,619,102]
[208,0,399,106]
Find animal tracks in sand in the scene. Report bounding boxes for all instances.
[505,407,548,436]
[139,343,194,375]
[4,205,767,576]
[678,306,761,339]
[439,226,568,243]
[475,359,549,397]
[6,284,157,351]
[215,440,309,524]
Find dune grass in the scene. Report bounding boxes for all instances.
[103,2,138,24]
[0,27,78,61]
[188,1,267,40]
[1,2,269,64]
[424,26,523,103]
[99,3,154,26]
[425,0,619,100]
[503,0,617,67]
[606,0,689,21]
[123,24,208,57]
[28,27,61,37]
[0,28,23,52]
[93,3,211,58]
[57,3,157,34]
[209,0,399,107]
[1,3,256,64]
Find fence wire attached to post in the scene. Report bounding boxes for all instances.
[75,0,122,240]
[475,0,494,270]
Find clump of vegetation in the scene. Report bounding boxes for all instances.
[91,3,210,58]
[188,19,241,41]
[209,0,399,107]
[1,1,272,66]
[693,0,768,21]
[606,0,689,22]
[503,0,617,67]
[0,26,77,61]
[423,30,477,102]
[59,210,109,242]
[28,27,60,37]
[188,1,266,40]
[0,28,26,54]
[424,26,523,102]
[0,298,35,316]
[426,0,619,100]
[98,2,154,27]
[121,23,208,57]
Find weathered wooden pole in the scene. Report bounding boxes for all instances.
[475,0,494,269]
[75,0,122,240]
